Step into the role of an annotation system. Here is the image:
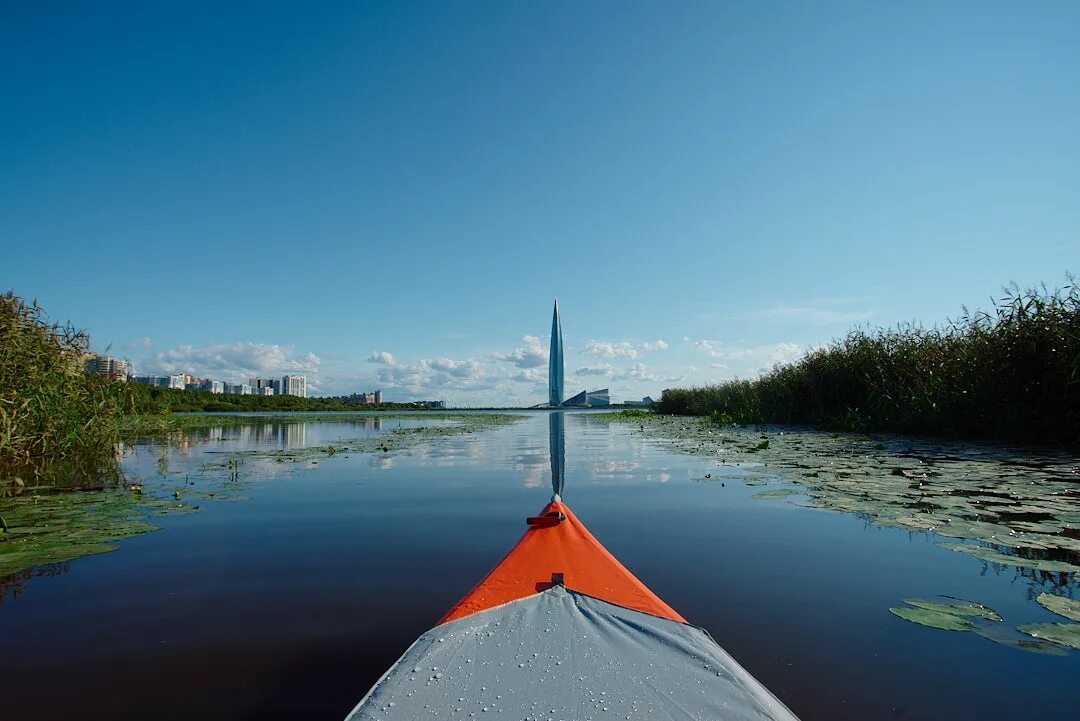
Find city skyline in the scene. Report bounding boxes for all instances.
[4,3,1075,405]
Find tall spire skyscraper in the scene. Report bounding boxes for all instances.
[548,300,564,407]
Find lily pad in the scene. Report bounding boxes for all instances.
[606,414,1080,566]
[973,624,1070,656]
[753,488,798,499]
[1017,623,1080,649]
[904,598,1002,622]
[889,606,973,631]
[1036,593,1080,622]
[938,542,1080,573]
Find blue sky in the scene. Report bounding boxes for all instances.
[3,1,1075,404]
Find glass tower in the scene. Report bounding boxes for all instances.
[548,300,564,407]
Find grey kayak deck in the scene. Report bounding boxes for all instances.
[346,587,799,721]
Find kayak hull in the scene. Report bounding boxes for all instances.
[344,502,802,721]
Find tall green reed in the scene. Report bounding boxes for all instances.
[657,278,1079,445]
[0,292,129,482]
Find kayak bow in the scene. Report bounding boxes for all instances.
[345,413,799,720]
[344,500,799,720]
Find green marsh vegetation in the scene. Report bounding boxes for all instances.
[2,409,522,584]
[657,279,1080,445]
[0,293,523,582]
[610,414,1080,581]
[0,292,131,484]
[605,413,1080,650]
[887,597,1075,654]
[1,413,520,585]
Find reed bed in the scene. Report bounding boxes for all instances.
[657,280,1079,445]
[0,293,129,482]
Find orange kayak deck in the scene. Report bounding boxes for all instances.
[439,500,685,624]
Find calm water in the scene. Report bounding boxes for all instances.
[2,412,1077,720]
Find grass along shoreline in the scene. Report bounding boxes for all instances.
[657,279,1079,446]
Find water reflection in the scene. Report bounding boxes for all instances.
[549,411,565,499]
[3,413,1079,721]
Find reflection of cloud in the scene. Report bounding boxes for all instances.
[371,455,393,469]
[659,472,671,483]
[519,464,545,487]
[588,459,642,476]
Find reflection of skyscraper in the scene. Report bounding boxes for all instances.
[548,300,564,407]
[281,422,306,448]
[549,411,565,500]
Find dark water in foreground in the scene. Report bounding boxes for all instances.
[1,412,1077,721]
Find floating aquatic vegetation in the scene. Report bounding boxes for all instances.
[972,623,1070,656]
[1036,593,1080,622]
[889,596,1073,654]
[1016,623,1080,649]
[903,598,1002,621]
[604,415,1080,585]
[939,543,1080,573]
[753,488,799,499]
[0,490,165,577]
[889,606,974,631]
[1,414,523,581]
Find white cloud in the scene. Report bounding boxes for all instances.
[574,363,616,377]
[766,342,803,365]
[367,351,396,365]
[694,339,756,360]
[691,339,805,374]
[139,343,321,385]
[512,368,547,384]
[582,340,639,359]
[124,336,152,350]
[495,335,548,368]
[582,338,670,358]
[620,363,657,381]
[375,356,494,396]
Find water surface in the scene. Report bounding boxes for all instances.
[1,412,1077,721]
